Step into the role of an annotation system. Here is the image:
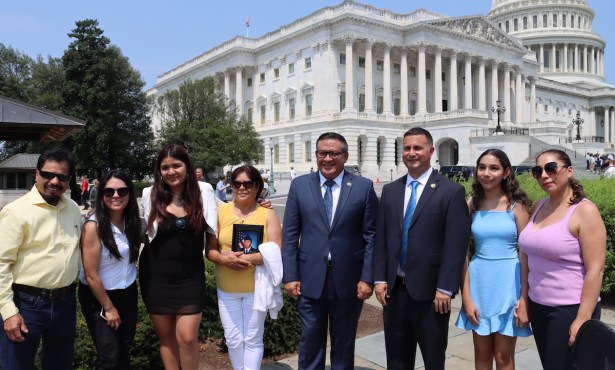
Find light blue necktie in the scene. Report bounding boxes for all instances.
[400,181,419,273]
[324,180,335,226]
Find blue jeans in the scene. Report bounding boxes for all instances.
[0,288,77,370]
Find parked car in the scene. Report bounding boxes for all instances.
[512,165,533,175]
[439,165,474,181]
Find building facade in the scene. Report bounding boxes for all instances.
[148,0,615,180]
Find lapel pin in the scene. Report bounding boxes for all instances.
[347,182,352,187]
[430,183,436,188]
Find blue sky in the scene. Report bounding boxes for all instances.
[1,1,613,90]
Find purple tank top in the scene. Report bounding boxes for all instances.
[518,198,587,306]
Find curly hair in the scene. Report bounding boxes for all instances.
[536,149,585,205]
[147,144,205,235]
[471,149,532,212]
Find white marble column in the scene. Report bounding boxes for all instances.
[235,67,243,115]
[449,51,458,111]
[383,44,392,115]
[491,61,499,115]
[584,45,588,73]
[400,48,409,115]
[515,69,523,124]
[504,64,512,123]
[364,40,374,112]
[464,55,473,110]
[575,44,579,72]
[589,108,596,137]
[590,47,595,74]
[539,44,544,73]
[530,77,536,123]
[344,36,355,111]
[434,47,443,113]
[417,43,427,115]
[611,108,615,144]
[563,44,568,72]
[600,50,604,76]
[224,70,231,99]
[604,106,611,144]
[478,57,486,111]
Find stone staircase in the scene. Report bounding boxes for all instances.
[519,137,600,178]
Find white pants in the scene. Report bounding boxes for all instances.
[217,290,267,370]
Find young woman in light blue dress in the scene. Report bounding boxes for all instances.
[455,149,532,370]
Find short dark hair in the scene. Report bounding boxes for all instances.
[403,128,433,147]
[37,148,75,175]
[316,132,348,153]
[243,235,252,241]
[231,165,264,202]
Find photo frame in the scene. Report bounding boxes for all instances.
[232,224,264,254]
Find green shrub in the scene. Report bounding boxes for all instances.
[463,174,615,295]
[133,180,152,198]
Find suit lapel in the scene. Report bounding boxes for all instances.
[410,171,440,228]
[330,171,352,230]
[394,175,408,235]
[310,173,330,229]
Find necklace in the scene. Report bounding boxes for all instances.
[172,194,182,201]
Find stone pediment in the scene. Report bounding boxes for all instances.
[427,16,526,52]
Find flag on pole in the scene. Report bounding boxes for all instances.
[245,18,250,27]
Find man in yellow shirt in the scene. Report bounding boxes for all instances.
[0,149,82,369]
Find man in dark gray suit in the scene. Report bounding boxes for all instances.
[282,132,378,370]
[374,127,470,370]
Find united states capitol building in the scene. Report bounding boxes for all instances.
[148,0,613,179]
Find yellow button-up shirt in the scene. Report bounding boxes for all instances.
[0,186,82,320]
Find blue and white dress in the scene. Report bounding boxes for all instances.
[455,208,532,337]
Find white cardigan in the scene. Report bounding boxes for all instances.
[141,182,218,242]
[253,242,284,319]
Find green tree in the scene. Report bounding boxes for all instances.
[62,19,155,179]
[155,77,263,172]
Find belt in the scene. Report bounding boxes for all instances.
[13,284,75,300]
[396,275,406,285]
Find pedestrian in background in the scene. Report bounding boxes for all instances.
[81,175,90,210]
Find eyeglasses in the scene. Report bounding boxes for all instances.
[103,187,129,197]
[316,151,344,159]
[231,181,255,190]
[175,218,186,230]
[39,171,70,182]
[531,162,568,179]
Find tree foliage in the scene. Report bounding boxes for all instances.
[155,77,263,172]
[61,19,155,180]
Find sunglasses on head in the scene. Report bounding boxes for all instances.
[531,162,568,179]
[103,187,129,197]
[231,181,255,190]
[39,171,70,182]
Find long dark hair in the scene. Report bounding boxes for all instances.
[148,144,205,234]
[93,170,140,262]
[231,165,264,202]
[471,149,532,211]
[536,149,585,205]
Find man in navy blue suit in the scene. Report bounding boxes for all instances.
[374,127,470,370]
[282,132,378,370]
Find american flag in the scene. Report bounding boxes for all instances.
[245,18,250,27]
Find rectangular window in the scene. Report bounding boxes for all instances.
[376,96,383,114]
[409,100,416,115]
[289,142,295,163]
[544,104,548,113]
[543,14,547,28]
[274,68,280,79]
[260,105,266,124]
[274,145,279,164]
[339,53,346,65]
[514,18,518,31]
[304,141,311,162]
[247,107,253,124]
[359,94,365,112]
[393,63,401,74]
[505,20,509,32]
[305,94,313,116]
[376,60,384,71]
[358,57,365,68]
[563,14,567,27]
[289,98,296,119]
[523,17,528,30]
[409,66,416,77]
[426,69,431,80]
[304,57,312,69]
[394,98,400,116]
[553,14,558,27]
[339,91,346,112]
[6,173,15,189]
[442,72,446,82]
[274,102,280,122]
[533,15,538,28]
[289,62,295,74]
[247,78,252,87]
[571,15,575,28]
[260,73,265,83]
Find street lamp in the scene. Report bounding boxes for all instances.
[268,139,276,194]
[492,99,506,134]
[572,112,584,141]
[390,169,393,181]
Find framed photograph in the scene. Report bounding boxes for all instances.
[232,224,264,254]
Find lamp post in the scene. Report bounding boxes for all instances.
[390,169,393,181]
[492,99,505,134]
[572,112,584,141]
[268,139,276,194]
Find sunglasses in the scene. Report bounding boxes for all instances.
[315,150,344,159]
[39,171,70,182]
[103,187,129,197]
[231,181,256,190]
[531,162,568,179]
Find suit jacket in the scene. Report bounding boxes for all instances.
[374,170,470,301]
[282,171,378,300]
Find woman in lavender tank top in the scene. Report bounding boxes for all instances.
[518,149,606,370]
